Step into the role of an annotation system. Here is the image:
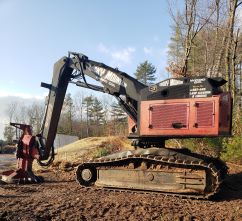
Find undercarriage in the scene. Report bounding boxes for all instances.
[76,148,227,199]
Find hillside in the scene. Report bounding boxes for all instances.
[32,136,133,171]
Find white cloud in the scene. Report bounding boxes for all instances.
[111,47,135,65]
[97,43,136,67]
[98,43,110,54]
[143,47,153,55]
[0,90,45,100]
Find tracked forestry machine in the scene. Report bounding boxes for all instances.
[1,52,232,199]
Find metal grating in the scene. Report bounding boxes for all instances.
[150,103,188,129]
[195,102,214,127]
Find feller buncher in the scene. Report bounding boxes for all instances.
[1,52,232,199]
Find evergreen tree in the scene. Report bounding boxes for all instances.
[83,95,94,136]
[110,102,127,122]
[89,98,104,125]
[134,61,156,85]
[110,101,127,135]
[58,93,75,134]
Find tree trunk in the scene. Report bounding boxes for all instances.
[231,28,240,101]
[211,0,220,74]
[215,36,227,77]
[225,0,238,92]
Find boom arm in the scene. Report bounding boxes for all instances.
[37,51,230,162]
[38,52,146,161]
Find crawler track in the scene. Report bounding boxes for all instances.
[76,148,227,199]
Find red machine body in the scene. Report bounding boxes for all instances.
[139,92,232,137]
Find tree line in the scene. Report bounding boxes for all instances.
[3,58,157,144]
[57,93,128,138]
[167,0,242,163]
[3,101,45,144]
[2,93,129,143]
[167,0,242,99]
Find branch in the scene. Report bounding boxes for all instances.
[237,1,242,7]
[191,7,216,41]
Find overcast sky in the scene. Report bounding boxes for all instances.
[0,0,175,139]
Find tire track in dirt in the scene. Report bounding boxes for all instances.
[0,169,242,221]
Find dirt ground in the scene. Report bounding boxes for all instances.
[0,163,242,221]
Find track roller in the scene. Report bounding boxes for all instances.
[76,164,97,186]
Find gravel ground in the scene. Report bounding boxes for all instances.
[0,164,242,221]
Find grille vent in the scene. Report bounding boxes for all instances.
[150,103,188,129]
[195,101,214,127]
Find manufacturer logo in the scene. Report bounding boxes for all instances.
[149,85,157,92]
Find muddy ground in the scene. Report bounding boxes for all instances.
[0,163,242,221]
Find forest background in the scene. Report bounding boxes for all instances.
[2,0,242,164]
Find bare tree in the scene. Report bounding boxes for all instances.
[224,0,242,94]
[231,28,240,99]
[27,102,45,134]
[168,0,216,76]
[74,91,85,138]
[6,101,18,122]
[12,103,28,124]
